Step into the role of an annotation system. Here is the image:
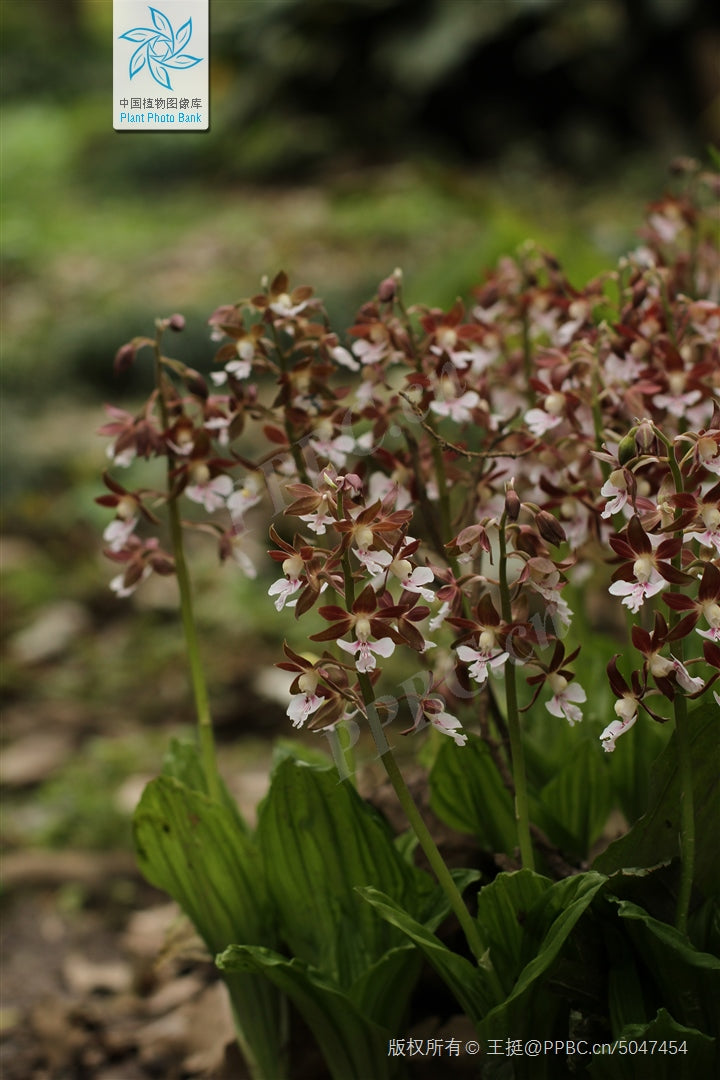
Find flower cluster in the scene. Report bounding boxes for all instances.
[98,166,719,757]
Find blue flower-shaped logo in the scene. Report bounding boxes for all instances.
[119,6,202,90]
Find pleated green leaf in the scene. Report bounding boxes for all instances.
[359,886,495,1023]
[538,739,613,858]
[611,899,720,1036]
[429,735,518,853]
[347,945,422,1028]
[133,773,286,1080]
[217,944,404,1080]
[476,871,607,1040]
[473,869,553,996]
[257,758,434,989]
[588,1008,716,1080]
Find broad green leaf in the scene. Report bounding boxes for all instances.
[257,758,433,988]
[688,895,720,957]
[348,945,422,1029]
[161,737,249,833]
[477,871,607,1040]
[429,734,517,853]
[474,869,552,995]
[133,776,285,1080]
[611,899,720,1035]
[594,703,720,898]
[606,925,650,1032]
[218,944,402,1080]
[538,739,613,858]
[359,885,495,1023]
[420,867,483,932]
[588,1008,716,1080]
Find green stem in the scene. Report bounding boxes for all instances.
[651,425,694,931]
[355,672,500,987]
[167,497,221,802]
[498,513,535,870]
[154,333,221,802]
[431,440,459,573]
[673,658,695,934]
[271,323,311,484]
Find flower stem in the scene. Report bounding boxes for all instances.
[154,331,221,802]
[167,497,222,803]
[498,513,535,870]
[355,672,500,986]
[651,424,694,931]
[673,671,695,934]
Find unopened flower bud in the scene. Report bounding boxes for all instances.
[183,368,208,398]
[504,483,521,522]
[378,275,397,302]
[617,432,637,466]
[631,282,647,308]
[168,313,186,332]
[150,554,175,575]
[536,510,566,546]
[114,342,136,376]
[635,420,655,452]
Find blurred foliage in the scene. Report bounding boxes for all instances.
[4,0,714,406]
[2,0,717,183]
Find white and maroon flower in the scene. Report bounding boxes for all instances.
[329,344,360,371]
[648,653,704,694]
[608,517,687,614]
[600,469,631,519]
[269,293,310,318]
[227,475,263,522]
[545,674,586,726]
[457,637,509,686]
[210,356,252,386]
[268,553,305,611]
[687,501,720,555]
[354,543,392,576]
[600,696,638,753]
[608,572,665,613]
[524,392,566,437]
[286,672,324,729]
[387,559,435,601]
[411,694,467,746]
[308,421,356,468]
[654,372,702,418]
[110,566,151,598]
[336,631,395,673]
[185,467,233,512]
[429,384,481,424]
[351,338,391,366]
[103,515,138,553]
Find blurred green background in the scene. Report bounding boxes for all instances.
[1,0,718,850]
